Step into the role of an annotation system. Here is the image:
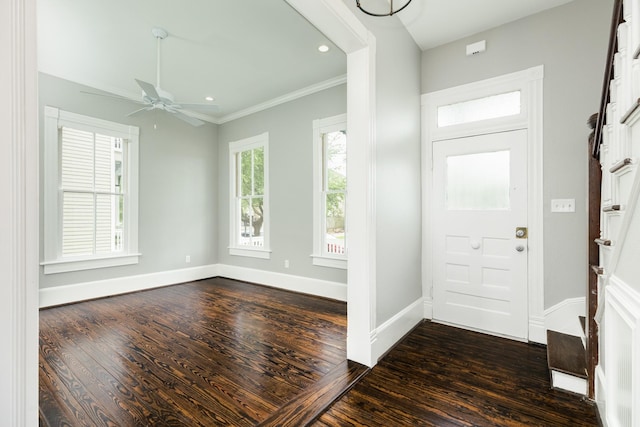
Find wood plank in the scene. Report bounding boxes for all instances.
[547,330,587,379]
[40,278,347,426]
[314,321,599,427]
[258,360,369,427]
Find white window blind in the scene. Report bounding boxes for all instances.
[43,106,139,274]
[60,127,124,256]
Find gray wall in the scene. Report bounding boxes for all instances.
[217,84,347,284]
[421,0,613,308]
[344,1,424,326]
[39,73,219,289]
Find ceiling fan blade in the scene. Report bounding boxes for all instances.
[80,90,145,104]
[126,106,153,117]
[171,110,205,127]
[135,79,160,100]
[177,103,220,113]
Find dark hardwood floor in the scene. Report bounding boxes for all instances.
[314,321,600,427]
[39,278,347,426]
[41,279,600,426]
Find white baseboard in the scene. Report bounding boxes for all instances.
[423,298,433,319]
[544,297,586,338]
[424,299,566,345]
[216,264,347,301]
[595,365,608,427]
[373,297,424,361]
[528,315,546,344]
[40,264,347,308]
[39,264,220,308]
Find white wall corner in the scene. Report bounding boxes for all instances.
[217,264,347,302]
[39,264,221,308]
[372,298,424,361]
[544,297,586,338]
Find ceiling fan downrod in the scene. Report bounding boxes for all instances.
[151,27,168,88]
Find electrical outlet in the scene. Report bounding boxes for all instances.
[284,259,289,268]
[185,255,191,263]
[551,199,575,213]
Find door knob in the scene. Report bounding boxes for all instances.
[515,245,525,252]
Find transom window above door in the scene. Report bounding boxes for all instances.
[437,91,521,128]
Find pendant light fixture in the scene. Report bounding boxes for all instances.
[355,0,413,17]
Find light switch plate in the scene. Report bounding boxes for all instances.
[551,198,575,212]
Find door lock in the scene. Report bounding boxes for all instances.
[515,227,528,239]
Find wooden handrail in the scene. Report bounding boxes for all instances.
[593,0,625,159]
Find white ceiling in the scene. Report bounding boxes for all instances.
[38,0,575,124]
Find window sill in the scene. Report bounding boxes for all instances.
[41,253,141,275]
[229,247,271,259]
[311,255,347,270]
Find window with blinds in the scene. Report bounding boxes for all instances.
[60,127,124,256]
[43,106,140,274]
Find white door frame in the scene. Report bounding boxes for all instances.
[421,66,546,343]
[287,0,378,367]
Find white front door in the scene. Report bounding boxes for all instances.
[432,129,528,339]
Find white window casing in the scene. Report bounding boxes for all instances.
[312,114,347,269]
[42,106,140,274]
[228,132,271,259]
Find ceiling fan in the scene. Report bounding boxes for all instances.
[84,27,219,127]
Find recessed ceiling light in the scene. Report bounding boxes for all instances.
[205,96,214,102]
[318,44,330,53]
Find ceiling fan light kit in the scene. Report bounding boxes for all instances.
[355,0,412,17]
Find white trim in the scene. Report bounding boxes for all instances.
[595,365,608,427]
[217,264,347,302]
[544,297,587,340]
[423,297,433,319]
[228,132,270,256]
[39,263,348,310]
[312,113,347,267]
[421,65,545,343]
[528,316,546,344]
[345,40,377,367]
[603,276,640,427]
[372,298,424,361]
[2,0,39,422]
[311,255,347,269]
[42,106,141,273]
[551,370,587,395]
[286,0,377,368]
[228,247,271,259]
[39,264,221,308]
[219,75,347,124]
[42,253,142,274]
